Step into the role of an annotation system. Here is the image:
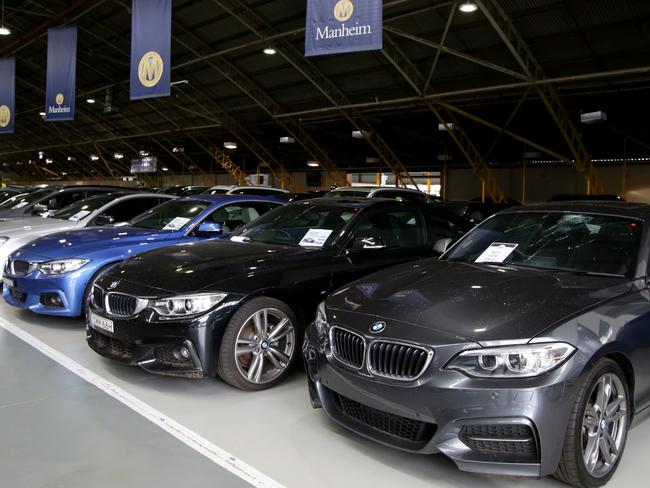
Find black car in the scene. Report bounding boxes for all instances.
[436,200,517,224]
[0,185,124,220]
[305,201,650,487]
[86,198,470,390]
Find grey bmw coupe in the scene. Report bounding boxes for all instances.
[304,202,650,487]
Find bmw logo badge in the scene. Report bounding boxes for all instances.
[370,322,386,334]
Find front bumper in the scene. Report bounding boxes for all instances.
[85,295,241,378]
[2,269,88,317]
[304,323,583,478]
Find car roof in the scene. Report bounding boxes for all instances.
[501,201,650,219]
[228,186,290,193]
[286,197,428,209]
[178,194,284,204]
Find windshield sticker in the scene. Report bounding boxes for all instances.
[231,235,250,243]
[69,210,91,222]
[475,242,518,263]
[299,229,333,247]
[12,202,28,209]
[162,217,191,231]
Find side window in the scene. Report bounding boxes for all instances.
[352,208,425,249]
[203,202,275,232]
[48,191,85,210]
[425,211,466,242]
[100,198,162,223]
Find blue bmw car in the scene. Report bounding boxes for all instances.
[2,195,283,317]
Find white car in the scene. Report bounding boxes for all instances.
[0,192,174,274]
[226,186,290,198]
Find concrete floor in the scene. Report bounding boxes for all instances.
[1,300,649,488]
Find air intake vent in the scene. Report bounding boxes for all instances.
[331,327,365,369]
[106,293,140,317]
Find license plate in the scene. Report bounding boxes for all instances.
[2,277,15,289]
[90,312,114,333]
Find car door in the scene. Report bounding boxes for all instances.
[329,204,433,290]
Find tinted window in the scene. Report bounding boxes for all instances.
[352,208,425,248]
[445,212,642,277]
[234,204,356,246]
[372,190,426,203]
[99,197,164,223]
[202,202,276,232]
[51,194,115,221]
[0,188,54,209]
[424,210,467,242]
[130,199,210,231]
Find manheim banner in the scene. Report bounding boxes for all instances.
[45,27,77,122]
[305,0,383,57]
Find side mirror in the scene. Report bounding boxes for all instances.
[197,222,224,236]
[31,203,48,216]
[433,238,453,255]
[94,214,115,226]
[351,235,387,251]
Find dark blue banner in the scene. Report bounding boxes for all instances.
[130,0,171,100]
[0,57,15,134]
[305,0,383,57]
[45,26,77,122]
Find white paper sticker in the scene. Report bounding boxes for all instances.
[163,217,191,231]
[475,242,518,263]
[69,210,91,222]
[230,235,250,243]
[12,202,28,209]
[299,229,333,247]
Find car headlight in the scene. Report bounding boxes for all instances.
[446,342,575,378]
[314,300,329,336]
[149,292,227,318]
[38,259,90,275]
[0,236,8,247]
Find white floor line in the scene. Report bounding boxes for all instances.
[0,317,286,488]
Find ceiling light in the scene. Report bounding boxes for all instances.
[438,122,455,131]
[39,112,46,117]
[224,141,238,150]
[365,157,380,164]
[352,130,370,139]
[67,156,76,162]
[162,166,169,172]
[279,136,295,144]
[114,152,124,160]
[0,0,10,36]
[86,98,96,104]
[263,47,277,55]
[38,151,44,160]
[139,150,149,156]
[90,154,99,161]
[172,146,184,153]
[61,172,68,176]
[580,111,608,124]
[45,158,53,164]
[307,161,319,168]
[458,1,478,13]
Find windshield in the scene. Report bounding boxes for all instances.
[129,199,209,231]
[51,194,115,221]
[445,211,642,277]
[325,189,371,198]
[233,203,357,247]
[0,188,54,210]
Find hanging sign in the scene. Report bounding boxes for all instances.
[0,57,15,134]
[305,0,383,57]
[130,0,172,100]
[45,26,77,122]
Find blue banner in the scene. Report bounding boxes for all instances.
[0,57,15,134]
[130,0,171,100]
[305,0,383,57]
[45,26,77,122]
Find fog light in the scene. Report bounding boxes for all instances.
[173,345,191,361]
[40,293,64,308]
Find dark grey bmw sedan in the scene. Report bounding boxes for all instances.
[304,202,650,488]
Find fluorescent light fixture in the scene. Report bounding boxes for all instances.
[365,157,380,164]
[352,130,370,139]
[90,154,99,161]
[162,167,169,172]
[86,98,96,104]
[438,122,455,131]
[263,47,277,55]
[0,27,10,36]
[224,141,238,150]
[139,150,149,156]
[114,152,124,160]
[170,80,189,86]
[38,151,44,160]
[307,161,319,167]
[45,158,53,164]
[279,136,295,144]
[580,111,607,124]
[61,172,68,176]
[67,156,75,162]
[459,1,478,13]
[39,112,46,117]
[172,146,184,153]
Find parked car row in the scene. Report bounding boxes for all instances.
[0,184,644,487]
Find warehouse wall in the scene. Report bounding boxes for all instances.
[446,165,650,203]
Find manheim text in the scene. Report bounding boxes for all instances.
[315,23,372,40]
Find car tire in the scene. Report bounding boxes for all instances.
[81,262,118,318]
[217,296,301,391]
[554,358,630,488]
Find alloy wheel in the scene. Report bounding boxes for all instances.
[234,307,296,385]
[581,372,627,478]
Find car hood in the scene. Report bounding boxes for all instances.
[327,260,633,344]
[109,240,323,294]
[0,216,77,238]
[10,226,177,261]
